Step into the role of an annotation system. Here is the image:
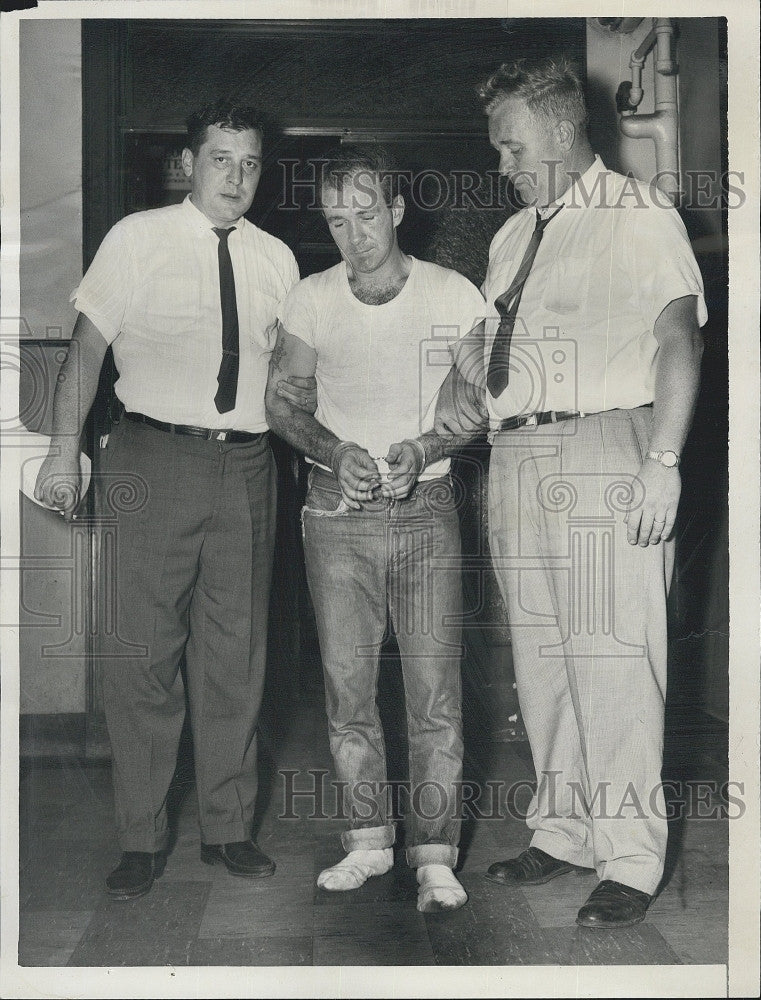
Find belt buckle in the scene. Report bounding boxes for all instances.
[215,430,228,442]
[525,413,538,427]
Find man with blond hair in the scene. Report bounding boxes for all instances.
[392,56,706,928]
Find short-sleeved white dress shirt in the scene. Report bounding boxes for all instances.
[481,156,708,424]
[72,195,299,432]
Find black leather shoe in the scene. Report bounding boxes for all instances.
[105,851,165,900]
[485,847,592,886]
[200,840,276,878]
[576,879,651,928]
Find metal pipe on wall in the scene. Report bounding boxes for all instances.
[617,18,681,205]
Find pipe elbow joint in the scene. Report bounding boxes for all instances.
[619,109,677,145]
[618,113,652,140]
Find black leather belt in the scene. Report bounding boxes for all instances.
[497,410,589,431]
[125,411,266,444]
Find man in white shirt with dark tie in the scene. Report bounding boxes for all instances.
[35,100,311,900]
[395,55,706,928]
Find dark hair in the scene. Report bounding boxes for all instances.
[478,55,588,129]
[185,100,265,156]
[320,144,401,208]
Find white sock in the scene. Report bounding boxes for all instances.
[416,864,468,913]
[317,848,394,891]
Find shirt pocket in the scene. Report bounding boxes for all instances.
[541,256,591,315]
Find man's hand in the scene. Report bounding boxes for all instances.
[29,312,108,522]
[34,449,82,521]
[625,460,681,546]
[331,442,381,509]
[434,359,488,443]
[624,294,701,547]
[378,440,425,500]
[276,374,317,414]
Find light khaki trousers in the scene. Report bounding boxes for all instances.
[488,406,672,895]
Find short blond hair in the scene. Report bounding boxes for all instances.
[479,55,588,129]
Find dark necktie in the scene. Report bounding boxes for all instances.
[486,204,563,398]
[213,226,239,414]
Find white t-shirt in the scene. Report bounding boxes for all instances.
[481,156,708,423]
[278,257,485,479]
[73,195,299,432]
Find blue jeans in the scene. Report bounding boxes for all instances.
[302,467,464,868]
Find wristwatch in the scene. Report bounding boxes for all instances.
[646,449,680,468]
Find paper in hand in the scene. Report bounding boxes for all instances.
[18,430,91,513]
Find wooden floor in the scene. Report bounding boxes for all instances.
[18,671,728,970]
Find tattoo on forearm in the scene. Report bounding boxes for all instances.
[270,336,287,373]
[266,339,338,467]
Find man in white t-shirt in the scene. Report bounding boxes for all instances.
[34,101,313,901]
[265,145,485,913]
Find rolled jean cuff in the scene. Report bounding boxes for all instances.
[341,824,395,852]
[406,844,458,869]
